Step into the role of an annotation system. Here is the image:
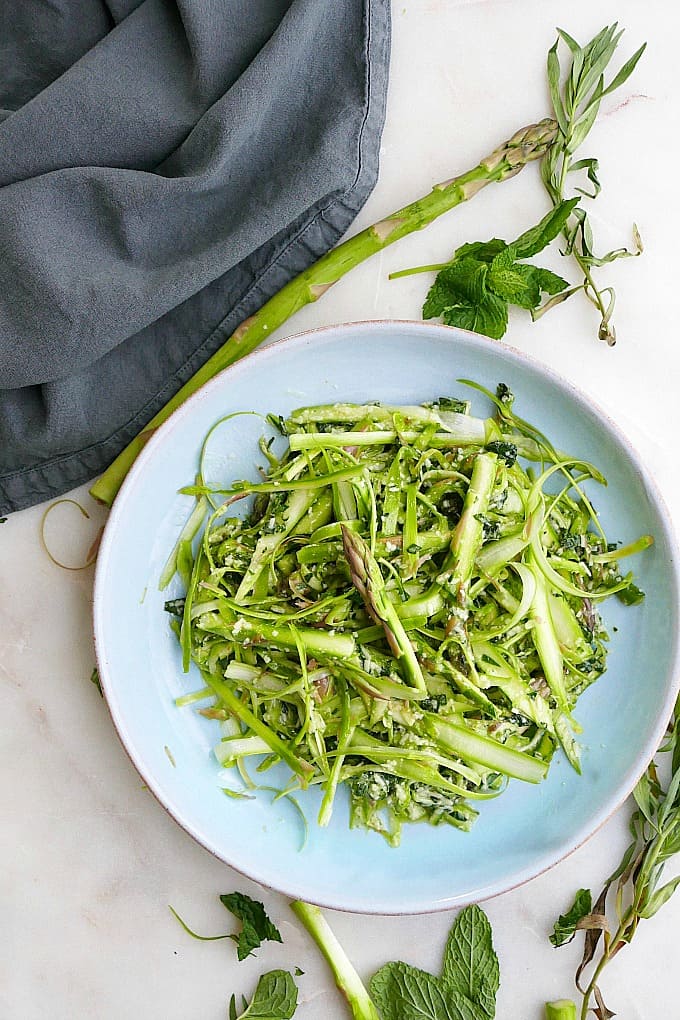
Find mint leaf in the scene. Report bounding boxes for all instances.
[424,258,509,339]
[220,892,283,961]
[489,248,568,309]
[453,239,507,263]
[488,256,541,310]
[442,905,500,1018]
[550,889,592,947]
[533,267,570,296]
[512,198,579,258]
[421,208,572,340]
[370,962,483,1020]
[234,969,298,1019]
[423,258,488,319]
[441,291,508,340]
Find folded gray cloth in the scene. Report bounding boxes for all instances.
[0,0,390,514]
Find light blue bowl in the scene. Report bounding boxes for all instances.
[93,322,680,914]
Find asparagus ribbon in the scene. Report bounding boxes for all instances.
[341,524,427,692]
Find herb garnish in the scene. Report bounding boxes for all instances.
[540,24,646,345]
[392,200,576,339]
[549,695,680,1019]
[549,888,592,948]
[169,891,282,961]
[221,892,284,961]
[394,26,645,343]
[228,969,298,1020]
[371,905,499,1020]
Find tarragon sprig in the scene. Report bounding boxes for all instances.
[540,24,646,345]
[547,695,680,1020]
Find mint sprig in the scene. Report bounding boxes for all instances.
[395,199,577,340]
[220,891,284,961]
[169,890,282,962]
[369,904,500,1020]
[228,970,298,1020]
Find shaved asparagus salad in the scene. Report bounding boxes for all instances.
[162,382,651,845]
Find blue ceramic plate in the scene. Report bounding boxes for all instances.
[93,322,680,914]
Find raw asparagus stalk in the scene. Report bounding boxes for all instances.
[527,555,570,715]
[204,672,313,783]
[89,119,557,507]
[545,1001,577,1020]
[291,901,381,1020]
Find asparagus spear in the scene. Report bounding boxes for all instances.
[424,715,549,784]
[341,524,426,692]
[291,901,381,1020]
[89,119,557,507]
[439,450,498,607]
[545,1001,577,1020]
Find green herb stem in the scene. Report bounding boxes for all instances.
[550,695,680,1019]
[542,25,646,345]
[388,262,450,280]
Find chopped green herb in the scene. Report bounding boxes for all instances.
[90,667,103,698]
[549,888,592,947]
[615,581,645,606]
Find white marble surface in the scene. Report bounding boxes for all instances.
[3,2,680,1017]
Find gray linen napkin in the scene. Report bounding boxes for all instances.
[0,0,390,514]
